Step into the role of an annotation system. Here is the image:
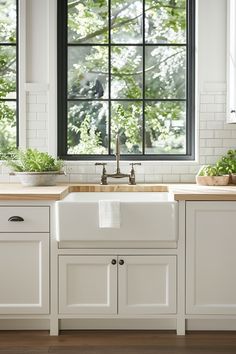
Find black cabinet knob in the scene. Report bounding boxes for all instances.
[119,259,124,265]
[111,259,117,265]
[8,216,24,222]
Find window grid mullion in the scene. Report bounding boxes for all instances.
[108,0,111,155]
[16,0,19,148]
[67,43,187,47]
[142,0,145,155]
[0,43,17,46]
[67,98,187,102]
[0,99,17,102]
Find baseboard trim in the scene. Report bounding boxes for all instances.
[0,319,49,330]
[0,319,235,331]
[187,319,236,331]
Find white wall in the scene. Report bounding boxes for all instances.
[198,0,226,90]
[25,0,48,83]
[2,0,236,183]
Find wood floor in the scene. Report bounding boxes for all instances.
[0,330,236,354]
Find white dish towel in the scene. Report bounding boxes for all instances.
[98,200,120,228]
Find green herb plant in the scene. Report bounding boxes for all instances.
[216,150,236,175]
[197,165,222,177]
[6,149,63,173]
[198,149,236,177]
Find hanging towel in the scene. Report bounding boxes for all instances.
[98,200,120,228]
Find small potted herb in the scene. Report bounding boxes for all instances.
[196,164,230,186]
[217,150,236,184]
[6,149,64,186]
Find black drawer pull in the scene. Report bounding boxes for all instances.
[111,259,117,265]
[119,259,124,265]
[8,216,24,222]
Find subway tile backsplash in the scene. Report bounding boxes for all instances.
[1,84,235,184]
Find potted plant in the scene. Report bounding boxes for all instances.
[6,149,64,186]
[217,149,236,184]
[196,164,230,186]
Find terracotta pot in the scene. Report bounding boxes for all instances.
[196,175,229,186]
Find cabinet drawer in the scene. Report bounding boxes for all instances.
[0,207,49,232]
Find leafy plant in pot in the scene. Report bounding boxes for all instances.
[196,164,230,186]
[6,149,64,186]
[217,149,236,184]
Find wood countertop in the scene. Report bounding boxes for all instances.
[0,184,69,200]
[0,183,236,201]
[169,184,236,201]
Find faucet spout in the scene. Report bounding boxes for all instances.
[95,134,141,185]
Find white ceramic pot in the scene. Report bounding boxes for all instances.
[14,171,62,186]
[196,175,229,186]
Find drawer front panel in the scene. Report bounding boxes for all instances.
[0,207,49,232]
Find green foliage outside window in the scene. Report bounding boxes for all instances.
[65,0,189,156]
[0,0,17,159]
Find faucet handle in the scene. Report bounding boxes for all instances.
[95,162,107,174]
[129,163,141,185]
[95,162,107,166]
[129,163,141,168]
[95,163,107,185]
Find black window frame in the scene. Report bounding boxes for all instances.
[57,0,195,161]
[0,0,19,153]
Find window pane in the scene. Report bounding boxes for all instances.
[0,0,16,43]
[111,101,142,154]
[145,101,186,154]
[67,101,109,155]
[111,0,143,44]
[145,0,186,44]
[111,46,142,99]
[0,101,16,156]
[0,46,16,99]
[59,0,194,159]
[68,46,108,99]
[145,46,186,99]
[67,0,108,43]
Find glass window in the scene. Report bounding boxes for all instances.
[58,0,195,160]
[0,0,18,157]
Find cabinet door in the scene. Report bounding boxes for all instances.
[0,233,49,314]
[186,202,236,314]
[59,255,117,315]
[118,256,176,315]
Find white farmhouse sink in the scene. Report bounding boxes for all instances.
[56,192,178,242]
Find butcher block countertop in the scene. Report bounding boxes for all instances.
[0,183,236,201]
[0,184,69,200]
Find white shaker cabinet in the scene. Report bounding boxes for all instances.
[118,255,176,315]
[186,202,236,315]
[0,206,50,315]
[59,255,117,315]
[59,255,176,316]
